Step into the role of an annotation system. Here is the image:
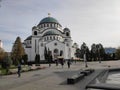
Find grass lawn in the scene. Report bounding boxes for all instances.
[0,64,44,75]
[0,65,30,75]
[0,68,8,75]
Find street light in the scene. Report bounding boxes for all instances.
[98,44,102,63]
[83,45,88,68]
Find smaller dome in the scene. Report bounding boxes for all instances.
[32,26,37,30]
[43,31,59,36]
[64,27,70,31]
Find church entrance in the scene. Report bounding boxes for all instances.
[54,49,59,60]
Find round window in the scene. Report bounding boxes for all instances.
[54,43,57,46]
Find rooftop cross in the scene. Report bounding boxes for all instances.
[48,13,51,17]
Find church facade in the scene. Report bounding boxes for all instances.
[23,15,78,62]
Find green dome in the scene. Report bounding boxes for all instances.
[43,31,59,36]
[38,17,60,25]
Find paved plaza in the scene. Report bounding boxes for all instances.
[0,60,120,90]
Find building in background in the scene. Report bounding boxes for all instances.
[23,15,78,62]
[105,47,116,54]
[104,47,116,60]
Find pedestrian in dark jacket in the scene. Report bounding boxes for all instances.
[67,60,71,68]
[17,64,21,77]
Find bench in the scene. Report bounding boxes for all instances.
[67,69,94,84]
[80,69,94,76]
[67,73,85,84]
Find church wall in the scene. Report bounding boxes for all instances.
[63,39,72,60]
[71,47,77,59]
[31,37,40,61]
[64,42,71,60]
[38,42,45,60]
[25,48,32,62]
[45,40,65,60]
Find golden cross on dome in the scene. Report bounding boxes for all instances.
[48,13,51,17]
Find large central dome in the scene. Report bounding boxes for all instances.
[38,17,61,26]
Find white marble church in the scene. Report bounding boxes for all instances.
[23,14,78,62]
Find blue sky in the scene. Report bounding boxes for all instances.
[0,0,120,51]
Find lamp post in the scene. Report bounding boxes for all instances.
[98,44,101,63]
[83,45,88,68]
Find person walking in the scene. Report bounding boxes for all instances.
[61,61,64,68]
[55,60,58,66]
[67,60,71,68]
[17,63,21,77]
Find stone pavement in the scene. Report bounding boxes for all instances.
[0,60,120,90]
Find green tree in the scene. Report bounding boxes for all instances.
[0,47,5,61]
[80,42,90,60]
[1,52,12,74]
[91,43,105,61]
[11,37,25,65]
[98,44,105,60]
[91,44,97,61]
[22,54,28,64]
[74,48,80,59]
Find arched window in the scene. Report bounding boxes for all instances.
[34,31,37,35]
[45,24,47,27]
[51,23,52,27]
[49,24,51,27]
[41,24,42,28]
[42,24,44,27]
[53,36,55,40]
[50,36,52,40]
[60,50,63,56]
[54,49,59,59]
[52,24,54,27]
[54,49,58,54]
[41,43,43,47]
[55,24,57,27]
[47,24,49,27]
[39,25,41,28]
[56,37,58,40]
[66,32,69,36]
[47,37,49,40]
[44,37,46,41]
[41,25,43,28]
[35,40,36,53]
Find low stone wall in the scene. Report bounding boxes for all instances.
[0,65,47,75]
[67,69,94,84]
